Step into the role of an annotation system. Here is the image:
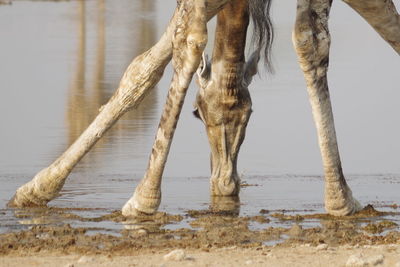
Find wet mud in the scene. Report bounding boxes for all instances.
[1,205,399,256]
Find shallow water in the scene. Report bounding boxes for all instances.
[0,1,399,234]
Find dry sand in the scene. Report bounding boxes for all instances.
[1,245,400,267]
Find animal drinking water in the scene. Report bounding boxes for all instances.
[8,0,400,217]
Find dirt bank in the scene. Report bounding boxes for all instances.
[0,205,399,266]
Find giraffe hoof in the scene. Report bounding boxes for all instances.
[7,181,51,208]
[210,177,240,196]
[6,194,32,208]
[121,202,147,217]
[7,193,48,208]
[122,190,161,217]
[325,196,362,216]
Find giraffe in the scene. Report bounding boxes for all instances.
[7,0,400,217]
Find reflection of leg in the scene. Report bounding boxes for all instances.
[8,1,229,208]
[343,0,400,54]
[8,22,173,208]
[210,196,240,215]
[122,0,208,216]
[293,0,361,216]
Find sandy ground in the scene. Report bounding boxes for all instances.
[1,245,400,267]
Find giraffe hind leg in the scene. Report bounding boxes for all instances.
[293,0,361,216]
[343,0,400,54]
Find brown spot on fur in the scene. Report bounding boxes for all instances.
[155,140,163,151]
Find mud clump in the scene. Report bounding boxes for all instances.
[363,221,398,234]
[0,224,86,255]
[271,213,304,221]
[355,204,388,217]
[259,209,269,214]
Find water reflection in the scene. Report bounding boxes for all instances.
[111,0,158,136]
[65,0,158,166]
[210,196,241,215]
[67,0,88,147]
[1,0,399,235]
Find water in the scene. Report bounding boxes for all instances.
[0,0,399,234]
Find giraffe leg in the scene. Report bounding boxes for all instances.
[122,0,208,216]
[8,15,175,208]
[8,2,228,208]
[343,0,400,54]
[293,0,362,216]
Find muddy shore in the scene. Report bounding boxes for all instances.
[1,205,399,266]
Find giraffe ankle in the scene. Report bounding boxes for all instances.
[122,188,161,216]
[210,176,240,196]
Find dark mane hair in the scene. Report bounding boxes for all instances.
[248,0,274,72]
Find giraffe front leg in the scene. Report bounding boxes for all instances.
[343,0,400,54]
[8,1,229,208]
[122,0,208,216]
[8,17,174,208]
[293,0,362,216]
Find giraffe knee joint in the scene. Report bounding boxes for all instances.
[187,34,207,52]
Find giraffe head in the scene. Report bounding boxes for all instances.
[194,52,259,196]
